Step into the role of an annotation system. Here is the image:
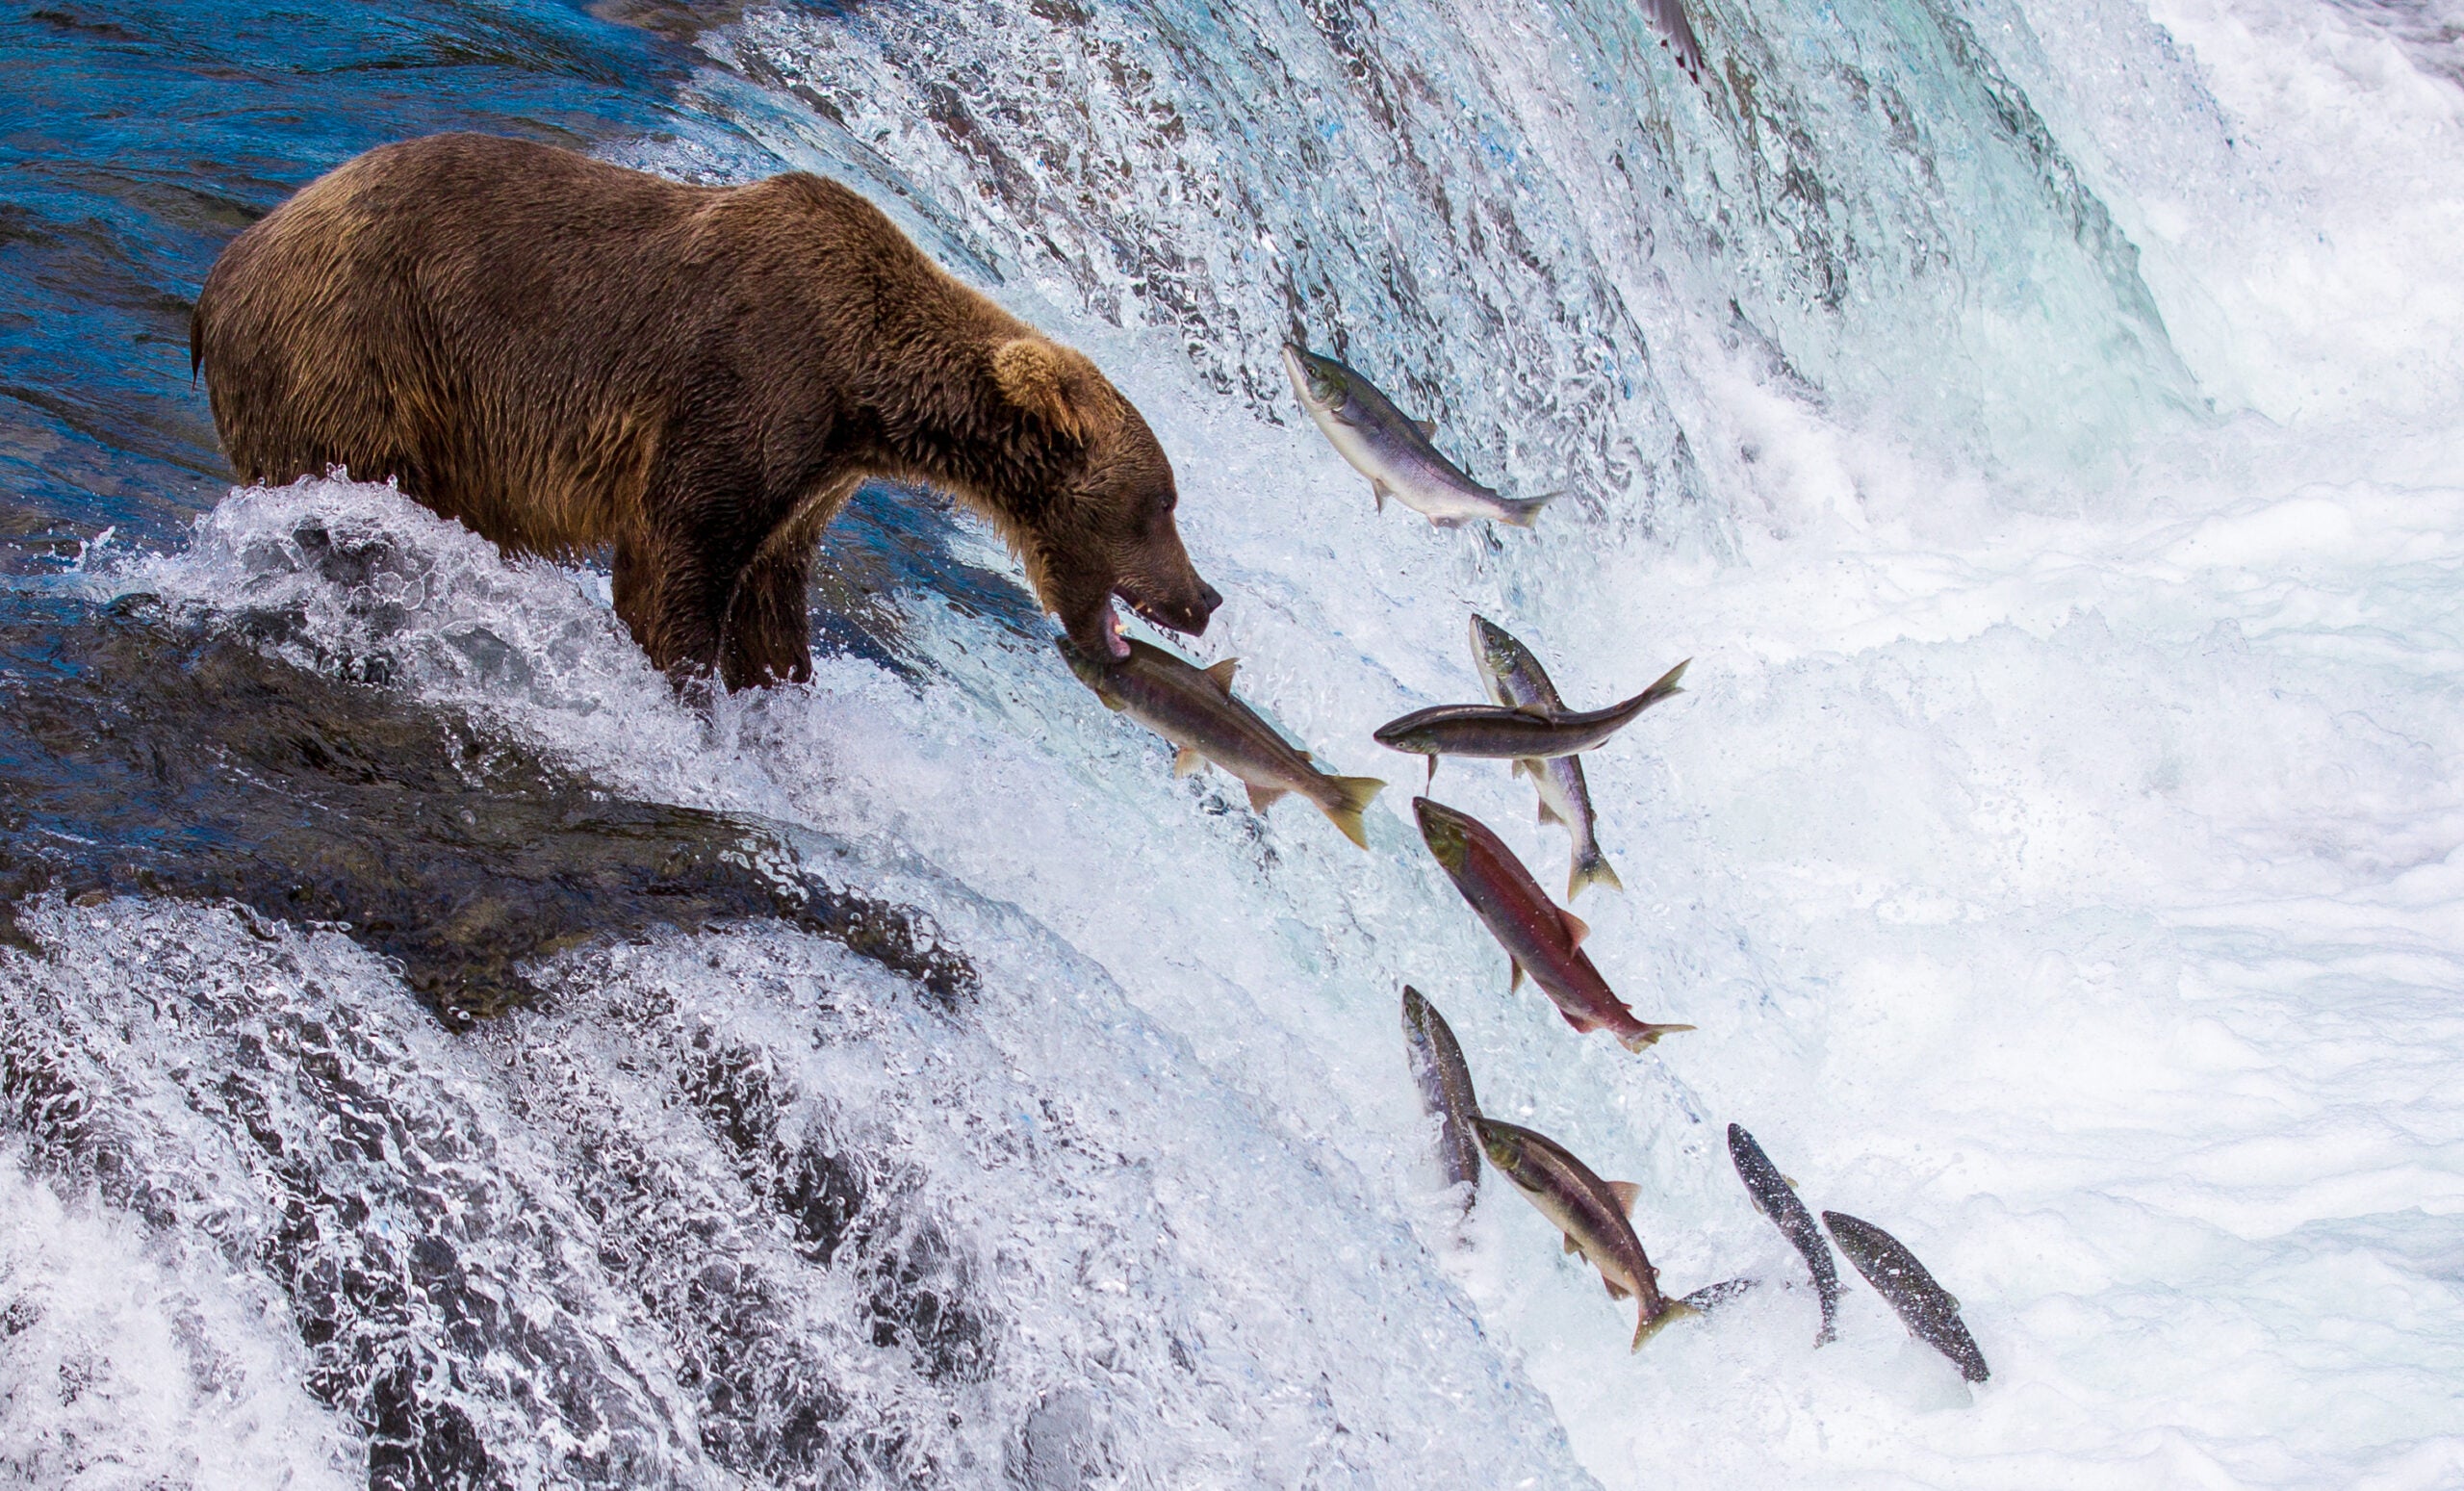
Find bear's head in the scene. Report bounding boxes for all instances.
[990,339,1220,658]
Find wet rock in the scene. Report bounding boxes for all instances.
[0,593,977,1018]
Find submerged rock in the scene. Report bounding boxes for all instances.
[0,592,974,1017]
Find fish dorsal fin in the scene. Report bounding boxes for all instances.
[1562,1233,1581,1256]
[1173,747,1206,778]
[1416,418,1438,437]
[1606,1180,1640,1216]
[1783,1174,1800,1190]
[1508,959,1525,992]
[1202,658,1238,693]
[1245,783,1289,811]
[1560,908,1590,948]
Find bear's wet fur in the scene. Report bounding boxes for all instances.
[192,133,1219,688]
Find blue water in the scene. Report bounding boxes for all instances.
[5,0,2463,1486]
[0,1,692,543]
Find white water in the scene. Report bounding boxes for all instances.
[10,0,2464,1483]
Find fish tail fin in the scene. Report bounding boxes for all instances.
[1498,493,1559,529]
[1568,852,1624,901]
[1321,776,1385,850]
[1618,1022,1696,1053]
[1637,658,1690,708]
[1632,1298,1700,1351]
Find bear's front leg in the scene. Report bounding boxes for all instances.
[611,526,735,684]
[712,471,862,689]
[613,439,797,686]
[718,545,816,689]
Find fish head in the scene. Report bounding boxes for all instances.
[1475,1118,1527,1174]
[1413,797,1474,871]
[1468,614,1527,687]
[1821,1212,1886,1273]
[991,338,1222,659]
[1281,342,1353,416]
[1371,715,1429,753]
[1054,637,1124,704]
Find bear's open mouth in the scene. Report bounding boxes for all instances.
[1109,588,1186,655]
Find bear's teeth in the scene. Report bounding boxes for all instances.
[1104,603,1130,658]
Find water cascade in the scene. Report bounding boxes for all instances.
[3,0,2460,1484]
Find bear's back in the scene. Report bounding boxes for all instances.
[192,134,993,554]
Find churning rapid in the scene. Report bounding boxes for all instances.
[3,0,2462,1484]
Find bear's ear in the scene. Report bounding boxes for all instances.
[992,338,1118,444]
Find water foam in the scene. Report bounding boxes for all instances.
[10,0,2464,1478]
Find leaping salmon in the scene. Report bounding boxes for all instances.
[1401,986,1483,1200]
[1412,798,1691,1050]
[1477,1118,1695,1349]
[1373,658,1687,785]
[1823,1211,1990,1383]
[1282,343,1557,529]
[1469,615,1623,899]
[1727,1123,1842,1346]
[1647,0,1707,88]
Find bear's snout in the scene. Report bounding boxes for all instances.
[1158,578,1222,635]
[1115,572,1220,638]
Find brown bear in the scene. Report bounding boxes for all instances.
[191,133,1220,688]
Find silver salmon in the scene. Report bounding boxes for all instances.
[1373,659,1687,784]
[1401,986,1482,1200]
[1282,343,1556,529]
[1647,0,1707,87]
[1477,1118,1694,1349]
[1062,638,1384,848]
[1727,1123,1841,1346]
[1412,798,1691,1050]
[1470,615,1622,900]
[1822,1211,1990,1383]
